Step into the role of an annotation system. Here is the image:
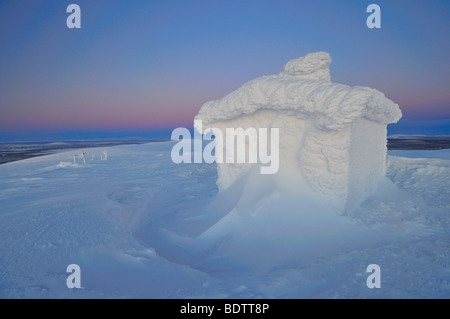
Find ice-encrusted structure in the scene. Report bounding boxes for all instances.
[195,52,402,211]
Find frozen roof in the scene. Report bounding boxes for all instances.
[195,52,402,131]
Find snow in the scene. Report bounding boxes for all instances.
[389,149,450,160]
[280,51,332,81]
[195,52,402,211]
[387,151,450,207]
[195,52,401,129]
[56,161,80,168]
[0,142,448,298]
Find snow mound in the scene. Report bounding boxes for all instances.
[57,161,80,168]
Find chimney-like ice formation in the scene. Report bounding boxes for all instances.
[195,52,402,211]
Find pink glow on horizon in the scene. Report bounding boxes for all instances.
[1,95,449,131]
[0,102,198,131]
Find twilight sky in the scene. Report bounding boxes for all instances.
[0,0,449,136]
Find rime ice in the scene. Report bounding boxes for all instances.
[195,52,402,211]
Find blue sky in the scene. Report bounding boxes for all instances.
[0,0,449,140]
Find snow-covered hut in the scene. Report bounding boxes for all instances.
[195,52,402,211]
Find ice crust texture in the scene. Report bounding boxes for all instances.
[196,52,401,131]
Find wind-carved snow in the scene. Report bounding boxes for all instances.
[196,52,402,211]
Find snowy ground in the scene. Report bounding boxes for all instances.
[0,142,448,298]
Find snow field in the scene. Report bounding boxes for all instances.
[0,143,448,298]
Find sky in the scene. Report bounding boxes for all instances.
[0,0,449,139]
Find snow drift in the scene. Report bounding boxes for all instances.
[195,52,402,211]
